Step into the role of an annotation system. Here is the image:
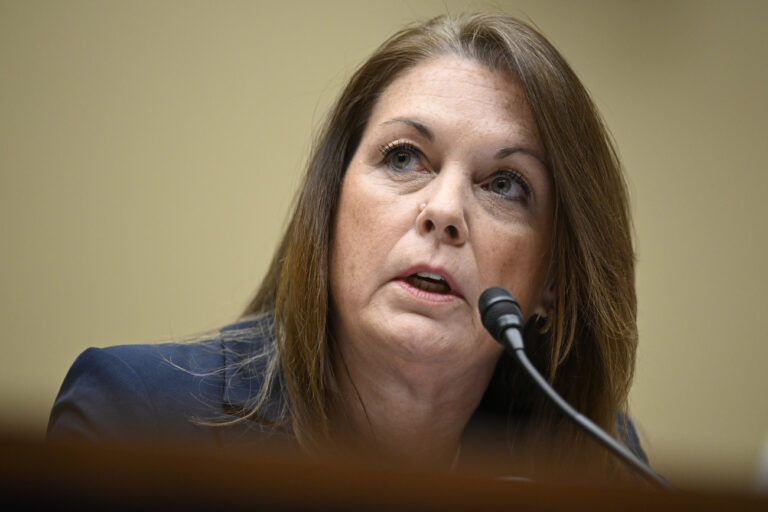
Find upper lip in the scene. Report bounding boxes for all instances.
[396,264,465,298]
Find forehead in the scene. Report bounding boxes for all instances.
[369,56,539,143]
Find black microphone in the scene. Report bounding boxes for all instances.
[478,286,671,489]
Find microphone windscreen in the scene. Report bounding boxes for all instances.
[478,287,522,340]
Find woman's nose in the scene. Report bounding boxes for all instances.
[416,172,469,246]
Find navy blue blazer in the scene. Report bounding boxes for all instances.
[48,316,646,461]
[47,317,291,448]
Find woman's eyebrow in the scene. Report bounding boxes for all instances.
[379,117,434,141]
[495,146,546,166]
[380,118,546,166]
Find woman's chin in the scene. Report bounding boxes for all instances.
[368,313,494,365]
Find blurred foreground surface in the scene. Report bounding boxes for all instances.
[1,433,767,511]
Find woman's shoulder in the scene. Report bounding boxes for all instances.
[616,413,647,463]
[47,315,284,445]
[66,314,273,389]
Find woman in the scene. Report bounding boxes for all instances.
[49,13,642,475]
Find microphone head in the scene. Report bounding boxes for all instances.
[478,287,523,341]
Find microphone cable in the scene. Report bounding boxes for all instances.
[478,286,671,490]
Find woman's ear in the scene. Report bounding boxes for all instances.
[533,277,555,319]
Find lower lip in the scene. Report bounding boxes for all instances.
[394,279,462,304]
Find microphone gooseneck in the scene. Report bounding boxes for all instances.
[478,287,671,489]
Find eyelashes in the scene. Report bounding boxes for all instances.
[378,139,417,156]
[377,139,531,202]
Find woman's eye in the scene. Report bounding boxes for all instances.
[487,171,530,201]
[391,149,415,170]
[380,142,424,173]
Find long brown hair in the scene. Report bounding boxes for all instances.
[243,13,637,465]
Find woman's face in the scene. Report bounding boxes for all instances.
[330,56,554,370]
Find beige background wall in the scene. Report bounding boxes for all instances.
[2,0,766,490]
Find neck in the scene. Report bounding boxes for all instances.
[331,338,498,467]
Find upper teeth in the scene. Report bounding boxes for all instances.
[416,272,444,281]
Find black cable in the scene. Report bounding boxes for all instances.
[479,287,671,490]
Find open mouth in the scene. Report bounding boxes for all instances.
[405,272,452,294]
